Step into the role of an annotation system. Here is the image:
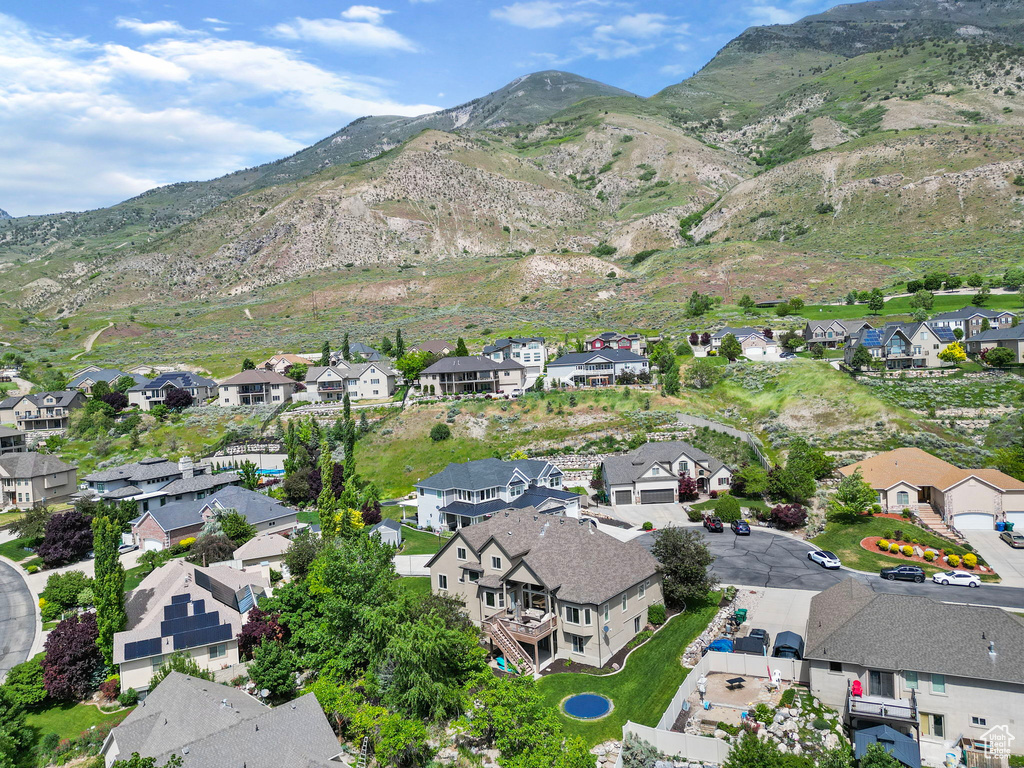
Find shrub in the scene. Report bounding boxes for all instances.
[888,542,900,553]
[641,521,653,531]
[923,550,936,561]
[178,537,196,549]
[901,508,912,519]
[709,490,718,499]
[686,507,702,522]
[963,553,977,568]
[754,703,774,724]
[716,495,742,523]
[40,733,60,753]
[118,688,139,707]
[779,688,796,707]
[99,677,120,702]
[647,604,666,626]
[900,545,913,557]
[878,539,890,550]
[893,529,904,541]
[812,717,829,730]
[429,423,451,442]
[883,529,893,539]
[770,503,807,530]
[948,554,961,567]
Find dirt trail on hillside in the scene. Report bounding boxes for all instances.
[70,322,113,360]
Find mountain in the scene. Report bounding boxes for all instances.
[0,209,9,219]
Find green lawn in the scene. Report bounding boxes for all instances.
[536,595,720,746]
[692,497,770,515]
[26,702,131,742]
[0,511,24,527]
[0,536,34,562]
[399,526,448,556]
[394,575,431,599]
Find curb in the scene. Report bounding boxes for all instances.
[0,553,41,672]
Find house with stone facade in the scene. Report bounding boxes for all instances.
[0,452,77,509]
[602,441,732,506]
[426,513,662,674]
[218,370,296,406]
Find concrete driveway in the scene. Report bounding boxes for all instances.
[0,558,35,683]
[595,502,690,529]
[962,529,1024,588]
[742,588,815,647]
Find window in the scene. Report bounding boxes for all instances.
[904,671,918,690]
[603,604,609,623]
[491,556,502,570]
[679,461,689,473]
[971,716,987,728]
[485,592,496,608]
[634,615,642,633]
[829,661,843,673]
[651,467,659,476]
[584,608,591,625]
[437,574,448,590]
[621,593,627,612]
[565,606,581,624]
[467,571,479,583]
[209,644,227,660]
[639,582,646,599]
[922,713,945,739]
[930,673,945,694]
[896,491,909,506]
[570,634,586,654]
[456,547,467,560]
[151,655,164,670]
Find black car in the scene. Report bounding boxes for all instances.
[747,628,771,649]
[731,520,751,535]
[703,515,724,532]
[880,565,925,583]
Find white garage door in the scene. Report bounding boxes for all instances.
[953,513,994,531]
[1005,511,1024,527]
[143,538,164,552]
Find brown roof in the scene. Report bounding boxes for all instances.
[220,370,295,386]
[262,354,313,366]
[839,447,1024,492]
[412,340,454,354]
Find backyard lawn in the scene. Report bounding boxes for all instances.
[394,576,431,599]
[536,594,720,746]
[26,701,132,742]
[811,516,998,581]
[399,526,448,556]
[0,536,34,562]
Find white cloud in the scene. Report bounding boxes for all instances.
[601,13,669,39]
[101,45,190,82]
[746,5,801,24]
[272,6,418,51]
[491,2,594,29]
[114,18,195,37]
[202,18,231,25]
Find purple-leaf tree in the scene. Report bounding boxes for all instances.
[100,392,129,412]
[164,387,193,410]
[700,332,711,347]
[37,509,94,567]
[237,607,285,661]
[770,504,807,530]
[678,474,698,502]
[762,328,774,340]
[688,332,699,345]
[43,612,102,701]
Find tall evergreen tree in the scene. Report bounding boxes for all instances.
[92,514,127,670]
[343,418,357,482]
[455,337,469,356]
[317,439,337,536]
[395,329,405,359]
[343,391,351,421]
[342,333,351,362]
[319,341,330,367]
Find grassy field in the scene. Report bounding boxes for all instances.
[399,526,448,556]
[26,702,131,742]
[536,595,719,746]
[394,575,431,599]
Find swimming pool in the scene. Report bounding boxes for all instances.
[562,693,612,720]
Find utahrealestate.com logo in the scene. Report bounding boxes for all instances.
[981,724,1015,756]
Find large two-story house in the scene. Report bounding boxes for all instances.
[844,323,957,370]
[114,559,270,692]
[218,370,296,406]
[302,361,397,402]
[0,452,78,509]
[709,327,778,357]
[965,324,1024,364]
[419,356,526,396]
[806,579,1024,760]
[0,427,25,456]
[602,441,732,506]
[67,368,146,394]
[927,307,1016,339]
[426,513,663,673]
[416,458,579,530]
[483,337,546,378]
[82,457,239,514]
[258,354,314,375]
[0,391,87,434]
[803,320,873,349]
[584,332,648,356]
[126,371,218,411]
[546,350,650,387]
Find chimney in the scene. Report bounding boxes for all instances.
[178,456,195,479]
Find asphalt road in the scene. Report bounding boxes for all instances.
[635,528,1024,610]
[0,558,35,682]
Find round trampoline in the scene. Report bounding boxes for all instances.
[562,693,612,720]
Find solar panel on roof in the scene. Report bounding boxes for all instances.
[172,623,232,651]
[161,610,221,638]
[191,599,205,614]
[236,588,254,614]
[124,637,162,661]
[163,603,188,621]
[171,593,191,604]
[193,570,211,590]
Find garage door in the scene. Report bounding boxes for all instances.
[953,513,994,531]
[614,490,632,506]
[1005,511,1024,527]
[143,538,164,552]
[640,489,675,504]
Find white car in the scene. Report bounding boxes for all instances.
[932,570,981,588]
[807,550,841,569]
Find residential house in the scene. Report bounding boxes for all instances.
[426,513,663,673]
[927,307,1016,339]
[131,485,298,551]
[844,323,957,370]
[416,458,578,531]
[411,339,456,356]
[419,356,526,396]
[369,518,403,547]
[218,370,296,406]
[482,337,546,378]
[83,457,239,514]
[67,368,146,394]
[0,391,87,433]
[710,327,778,357]
[584,332,648,356]
[839,447,1024,530]
[0,426,26,455]
[602,441,732,506]
[227,533,292,575]
[965,324,1024,363]
[0,452,77,509]
[258,354,314,375]
[342,341,386,363]
[127,371,218,411]
[113,559,270,692]
[806,579,1024,758]
[803,320,873,349]
[302,361,397,402]
[100,671,342,767]
[546,350,649,387]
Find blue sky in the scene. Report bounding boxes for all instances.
[0,0,836,216]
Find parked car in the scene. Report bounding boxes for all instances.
[747,628,771,649]
[703,515,724,533]
[731,520,750,535]
[508,389,523,398]
[807,550,841,569]
[779,351,796,359]
[932,570,981,588]
[1000,530,1024,548]
[772,631,805,660]
[118,543,139,555]
[879,565,925,583]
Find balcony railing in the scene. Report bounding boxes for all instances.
[237,384,267,394]
[486,612,557,639]
[846,686,918,723]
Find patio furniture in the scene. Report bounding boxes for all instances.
[726,677,745,690]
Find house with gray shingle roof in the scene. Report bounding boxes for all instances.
[426,513,662,673]
[583,331,648,356]
[368,517,403,547]
[415,457,578,530]
[217,370,296,407]
[67,368,146,394]
[127,371,217,411]
[602,440,731,506]
[845,322,958,370]
[964,323,1024,363]
[806,579,1024,757]
[83,457,239,514]
[803,319,873,349]
[709,327,778,357]
[0,451,77,509]
[101,671,342,767]
[302,360,397,402]
[0,426,26,456]
[0,390,87,434]
[546,349,649,387]
[420,355,526,395]
[482,336,546,378]
[927,306,1016,338]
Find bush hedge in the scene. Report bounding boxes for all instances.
[647,603,667,626]
[963,553,977,568]
[948,554,961,567]
[877,539,890,550]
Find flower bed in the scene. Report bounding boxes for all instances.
[861,537,994,573]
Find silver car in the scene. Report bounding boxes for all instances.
[999,530,1024,549]
[807,550,841,569]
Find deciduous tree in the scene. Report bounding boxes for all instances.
[719,333,742,362]
[238,460,260,491]
[37,508,94,567]
[43,612,102,701]
[219,510,257,545]
[164,386,193,410]
[93,515,127,670]
[937,341,967,364]
[651,527,717,609]
[249,639,296,699]
[828,468,878,522]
